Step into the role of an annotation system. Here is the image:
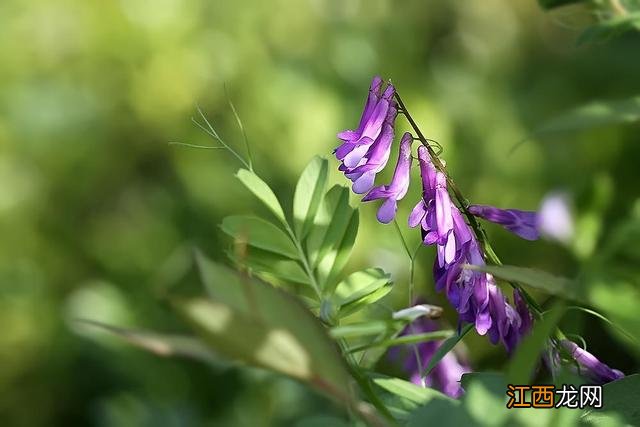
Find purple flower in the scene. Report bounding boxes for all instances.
[409,146,455,257]
[558,340,624,384]
[335,77,398,194]
[468,192,574,243]
[361,132,413,223]
[390,313,470,398]
[467,205,538,241]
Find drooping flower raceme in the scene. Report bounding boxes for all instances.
[335,76,622,383]
[362,132,413,223]
[409,147,533,351]
[389,313,470,398]
[335,77,397,194]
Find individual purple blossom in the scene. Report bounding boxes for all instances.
[557,340,624,384]
[409,146,455,260]
[468,192,574,243]
[467,205,539,241]
[361,132,413,223]
[335,77,398,194]
[340,104,397,194]
[389,313,470,398]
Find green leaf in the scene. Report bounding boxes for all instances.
[329,320,397,339]
[236,168,287,225]
[583,374,640,426]
[537,0,587,10]
[348,330,454,354]
[373,377,456,406]
[306,186,352,266]
[221,215,298,259]
[319,209,359,292]
[334,268,392,318]
[293,156,328,239]
[185,254,352,401]
[75,319,222,367]
[578,12,640,45]
[424,323,473,376]
[461,372,510,427]
[467,264,580,301]
[535,96,640,135]
[507,303,565,385]
[226,247,311,287]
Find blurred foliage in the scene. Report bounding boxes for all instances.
[1,0,639,425]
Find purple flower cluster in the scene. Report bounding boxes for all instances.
[335,77,397,196]
[390,314,470,398]
[336,76,623,384]
[409,146,533,351]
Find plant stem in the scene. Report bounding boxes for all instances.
[392,220,426,386]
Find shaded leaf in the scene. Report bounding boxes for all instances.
[221,216,298,259]
[578,12,640,45]
[583,374,640,426]
[423,323,473,376]
[535,96,640,135]
[76,319,222,366]
[236,168,287,224]
[538,0,586,9]
[507,303,565,385]
[293,156,328,239]
[226,247,311,287]
[348,330,454,354]
[467,264,580,301]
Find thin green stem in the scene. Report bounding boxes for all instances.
[224,85,254,172]
[392,219,425,387]
[193,107,251,170]
[282,223,322,299]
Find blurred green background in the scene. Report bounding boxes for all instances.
[1,0,639,425]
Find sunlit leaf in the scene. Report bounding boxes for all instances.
[506,303,565,385]
[221,215,298,259]
[373,377,456,406]
[293,156,328,239]
[186,253,352,401]
[306,186,352,266]
[329,320,397,339]
[236,168,287,224]
[423,324,473,376]
[461,372,509,426]
[319,209,359,292]
[535,96,640,135]
[334,268,392,318]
